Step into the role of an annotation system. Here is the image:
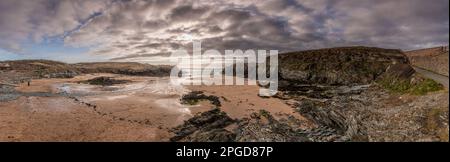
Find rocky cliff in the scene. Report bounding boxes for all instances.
[278,46,410,89]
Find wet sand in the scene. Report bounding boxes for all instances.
[0,74,193,141]
[0,74,308,141]
[187,85,308,122]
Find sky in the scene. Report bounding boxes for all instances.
[0,0,448,64]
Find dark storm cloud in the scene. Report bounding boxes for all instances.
[0,0,112,52]
[0,0,448,62]
[168,5,210,22]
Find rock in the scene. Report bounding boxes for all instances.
[235,110,310,142]
[181,129,236,142]
[81,77,131,86]
[295,100,347,133]
[170,109,234,142]
[278,46,409,88]
[381,63,415,80]
[170,109,311,142]
[181,91,221,107]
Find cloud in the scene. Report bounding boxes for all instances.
[0,0,448,62]
[0,0,112,53]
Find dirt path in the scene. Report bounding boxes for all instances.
[414,66,449,89]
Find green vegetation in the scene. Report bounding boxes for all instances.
[259,109,271,118]
[377,77,411,94]
[409,78,443,95]
[377,77,443,95]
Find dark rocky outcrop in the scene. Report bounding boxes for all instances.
[81,77,131,86]
[170,109,311,142]
[181,91,221,107]
[278,46,410,89]
[170,108,235,142]
[381,63,416,80]
[235,110,310,142]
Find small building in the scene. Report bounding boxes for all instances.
[0,63,11,70]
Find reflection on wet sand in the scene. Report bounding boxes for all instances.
[0,73,303,141]
[0,74,194,141]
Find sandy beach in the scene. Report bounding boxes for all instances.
[0,74,311,141]
[0,74,194,141]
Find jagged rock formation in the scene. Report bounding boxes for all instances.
[295,100,347,134]
[380,63,416,80]
[234,110,310,142]
[295,99,368,142]
[170,109,313,142]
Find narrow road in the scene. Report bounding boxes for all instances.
[413,66,449,89]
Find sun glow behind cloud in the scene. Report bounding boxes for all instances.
[0,0,448,63]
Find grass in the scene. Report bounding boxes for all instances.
[377,77,443,95]
[409,79,443,95]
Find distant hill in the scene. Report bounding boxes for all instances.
[405,46,449,76]
[1,60,73,72]
[0,60,172,83]
[73,62,172,77]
